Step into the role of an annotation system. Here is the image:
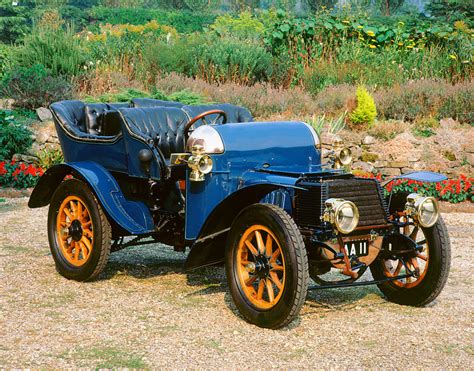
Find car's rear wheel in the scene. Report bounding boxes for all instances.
[226,204,309,329]
[48,178,111,281]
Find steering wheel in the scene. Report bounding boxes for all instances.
[184,110,228,140]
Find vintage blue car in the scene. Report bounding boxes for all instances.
[29,98,451,328]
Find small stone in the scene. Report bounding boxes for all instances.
[387,161,409,168]
[362,135,376,145]
[0,98,14,110]
[381,167,401,176]
[36,132,50,144]
[36,107,53,122]
[12,154,38,163]
[352,161,374,173]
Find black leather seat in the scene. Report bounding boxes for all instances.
[182,104,253,125]
[50,100,89,137]
[119,107,188,159]
[132,98,184,109]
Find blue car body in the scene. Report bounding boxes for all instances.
[29,99,446,270]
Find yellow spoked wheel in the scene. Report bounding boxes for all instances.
[48,178,111,281]
[382,220,430,289]
[226,204,308,329]
[56,196,94,267]
[236,225,286,310]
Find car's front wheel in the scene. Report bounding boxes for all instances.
[48,178,112,281]
[226,204,309,329]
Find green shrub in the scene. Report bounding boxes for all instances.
[0,110,33,161]
[413,116,439,137]
[349,86,377,129]
[191,37,273,85]
[438,83,473,125]
[36,147,63,169]
[210,12,265,40]
[89,7,217,34]
[168,89,207,105]
[0,44,14,79]
[15,13,88,78]
[1,64,74,110]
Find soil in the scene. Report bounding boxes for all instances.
[1,198,473,368]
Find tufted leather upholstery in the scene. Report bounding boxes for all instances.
[119,107,188,159]
[50,100,87,136]
[85,103,109,135]
[182,104,253,125]
[132,98,184,109]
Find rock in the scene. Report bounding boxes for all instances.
[352,161,374,173]
[465,153,474,165]
[360,152,379,163]
[36,131,50,145]
[362,135,376,145]
[373,160,388,168]
[387,161,409,168]
[36,107,53,122]
[401,167,415,174]
[381,167,401,176]
[12,154,38,164]
[27,142,42,157]
[0,99,14,110]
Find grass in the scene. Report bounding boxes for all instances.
[61,346,148,369]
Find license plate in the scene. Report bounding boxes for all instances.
[344,240,369,257]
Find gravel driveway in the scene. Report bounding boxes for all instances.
[1,198,473,368]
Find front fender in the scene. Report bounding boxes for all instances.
[184,172,301,271]
[29,162,154,235]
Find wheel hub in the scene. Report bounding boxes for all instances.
[69,219,83,241]
[254,254,270,279]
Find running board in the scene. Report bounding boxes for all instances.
[308,273,414,290]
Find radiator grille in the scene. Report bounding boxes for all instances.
[294,177,388,229]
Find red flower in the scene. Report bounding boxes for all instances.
[455,183,461,194]
[413,186,418,191]
[460,174,467,182]
[464,181,472,192]
[12,168,21,179]
[436,183,442,191]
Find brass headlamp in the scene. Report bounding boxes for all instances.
[187,144,213,182]
[405,193,439,228]
[331,137,352,169]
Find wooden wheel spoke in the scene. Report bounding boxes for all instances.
[80,242,89,259]
[416,252,428,261]
[391,260,403,277]
[409,226,419,240]
[257,279,265,300]
[63,208,73,220]
[255,230,265,255]
[66,241,75,253]
[269,271,282,290]
[266,279,275,303]
[417,239,427,245]
[244,240,258,257]
[245,275,257,286]
[70,201,77,218]
[83,228,93,238]
[265,234,273,257]
[77,202,83,221]
[270,248,281,263]
[271,264,284,272]
[81,236,92,252]
[82,220,92,228]
[73,242,80,262]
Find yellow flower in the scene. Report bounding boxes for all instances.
[398,42,403,46]
[369,44,376,49]
[367,30,375,37]
[342,20,350,24]
[449,54,457,60]
[357,25,363,29]
[398,21,405,26]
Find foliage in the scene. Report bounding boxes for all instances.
[375,79,473,124]
[368,119,407,141]
[349,86,377,128]
[358,172,473,203]
[0,111,33,161]
[0,160,44,189]
[1,64,74,110]
[0,0,34,43]
[36,147,64,169]
[168,89,207,105]
[412,116,439,137]
[307,111,346,135]
[0,44,13,79]
[210,11,265,39]
[89,6,217,33]
[15,11,88,78]
[265,10,473,85]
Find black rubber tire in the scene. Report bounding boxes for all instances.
[48,178,112,281]
[225,204,309,329]
[370,216,451,306]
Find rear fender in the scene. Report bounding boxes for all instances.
[28,162,154,235]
